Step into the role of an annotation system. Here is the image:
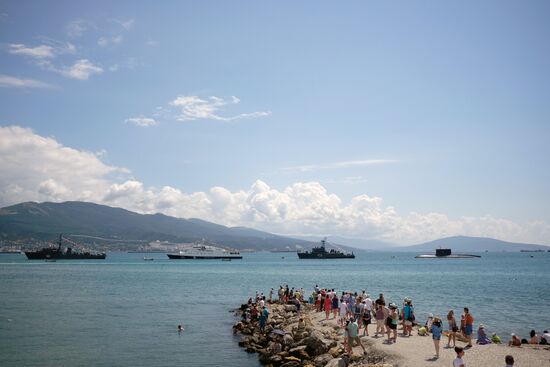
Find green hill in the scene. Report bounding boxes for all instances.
[0,201,313,251]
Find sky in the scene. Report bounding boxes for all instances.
[0,0,549,245]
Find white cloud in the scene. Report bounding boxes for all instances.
[125,117,158,127]
[60,59,103,80]
[8,43,55,58]
[0,126,126,205]
[1,126,549,246]
[0,74,55,89]
[170,95,271,122]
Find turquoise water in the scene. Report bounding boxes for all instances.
[1,251,549,366]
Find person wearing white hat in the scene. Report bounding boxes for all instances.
[425,313,434,333]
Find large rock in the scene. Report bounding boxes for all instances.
[280,361,301,367]
[293,330,309,341]
[313,353,333,367]
[283,334,294,346]
[284,304,297,312]
[349,352,364,362]
[325,358,347,367]
[302,332,330,356]
[289,345,310,360]
[328,346,344,357]
[269,355,283,365]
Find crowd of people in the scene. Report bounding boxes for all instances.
[238,285,545,366]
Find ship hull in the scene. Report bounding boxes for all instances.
[167,254,242,260]
[25,252,106,260]
[297,253,355,259]
[414,254,480,259]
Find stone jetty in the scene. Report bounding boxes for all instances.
[233,302,395,367]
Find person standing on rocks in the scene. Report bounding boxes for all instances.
[375,301,388,337]
[331,293,339,319]
[258,306,268,333]
[364,293,373,318]
[361,300,372,336]
[345,318,367,355]
[339,298,348,326]
[353,297,364,323]
[324,294,332,320]
[386,303,399,343]
[463,307,474,348]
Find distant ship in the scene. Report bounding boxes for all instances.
[167,240,242,260]
[415,248,480,259]
[24,235,106,260]
[297,238,355,259]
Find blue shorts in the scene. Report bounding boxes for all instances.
[465,325,473,336]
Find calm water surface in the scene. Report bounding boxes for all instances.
[1,251,549,366]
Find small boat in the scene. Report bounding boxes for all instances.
[415,248,480,259]
[143,257,154,261]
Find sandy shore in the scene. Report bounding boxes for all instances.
[307,310,550,367]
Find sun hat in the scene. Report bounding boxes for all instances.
[511,333,516,336]
[479,324,485,328]
[428,313,434,318]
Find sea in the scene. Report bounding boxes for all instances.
[1,251,549,367]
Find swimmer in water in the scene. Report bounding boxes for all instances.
[178,324,184,332]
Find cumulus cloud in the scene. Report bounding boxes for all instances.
[0,126,126,205]
[60,59,103,80]
[1,126,549,246]
[125,117,158,127]
[170,95,271,122]
[0,74,55,89]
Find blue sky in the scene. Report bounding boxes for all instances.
[1,1,549,245]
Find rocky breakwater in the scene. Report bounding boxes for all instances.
[233,302,395,367]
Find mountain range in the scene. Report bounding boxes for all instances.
[0,201,547,252]
[0,201,313,251]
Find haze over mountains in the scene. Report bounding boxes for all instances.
[0,201,547,252]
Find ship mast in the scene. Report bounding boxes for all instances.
[57,234,63,250]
